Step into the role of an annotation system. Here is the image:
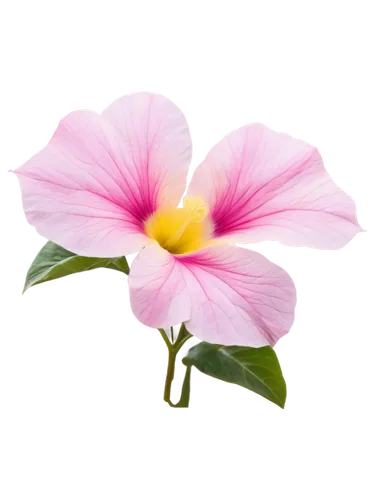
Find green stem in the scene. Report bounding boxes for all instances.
[174,366,193,410]
[159,324,193,408]
[175,323,192,349]
[158,328,171,349]
[164,348,177,403]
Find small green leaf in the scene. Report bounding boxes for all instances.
[183,342,286,408]
[23,241,129,292]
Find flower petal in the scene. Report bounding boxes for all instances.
[188,123,362,249]
[14,93,192,257]
[128,243,191,328]
[129,242,296,347]
[102,93,192,210]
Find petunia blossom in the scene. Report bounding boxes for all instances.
[14,93,362,347]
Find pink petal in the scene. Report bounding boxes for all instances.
[14,93,192,257]
[128,243,191,328]
[129,243,296,347]
[188,124,362,249]
[102,93,192,210]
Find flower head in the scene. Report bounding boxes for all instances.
[14,93,362,347]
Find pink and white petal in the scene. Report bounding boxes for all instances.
[188,123,362,249]
[128,243,191,329]
[102,92,192,210]
[180,244,296,347]
[14,110,149,256]
[14,93,191,257]
[129,242,296,348]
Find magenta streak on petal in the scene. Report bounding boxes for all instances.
[113,107,153,222]
[119,158,153,227]
[18,151,151,231]
[178,250,289,345]
[59,118,153,229]
[212,150,320,237]
[97,144,148,225]
[217,208,356,238]
[184,256,286,295]
[94,138,149,228]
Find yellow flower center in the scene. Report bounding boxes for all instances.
[145,196,211,254]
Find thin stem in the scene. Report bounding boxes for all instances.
[164,348,177,403]
[159,323,193,407]
[171,326,174,343]
[175,323,193,348]
[158,328,171,349]
[173,366,193,410]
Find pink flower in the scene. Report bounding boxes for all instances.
[14,93,362,347]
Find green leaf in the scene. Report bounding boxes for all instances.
[23,241,129,293]
[183,342,286,408]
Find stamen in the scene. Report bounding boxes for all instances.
[183,196,209,223]
[144,196,210,254]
